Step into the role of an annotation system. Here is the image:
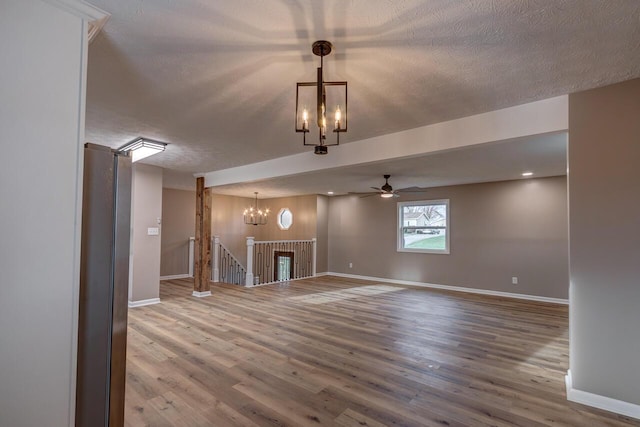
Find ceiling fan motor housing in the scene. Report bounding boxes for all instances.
[381,174,393,192]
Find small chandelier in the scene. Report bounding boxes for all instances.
[296,40,347,155]
[244,192,269,226]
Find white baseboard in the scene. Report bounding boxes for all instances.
[324,272,568,305]
[565,370,640,420]
[192,290,211,298]
[128,298,160,308]
[160,274,191,280]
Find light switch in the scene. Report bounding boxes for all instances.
[147,227,159,236]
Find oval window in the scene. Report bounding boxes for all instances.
[277,208,293,230]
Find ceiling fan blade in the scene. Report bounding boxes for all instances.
[397,187,427,193]
[359,193,379,198]
[370,187,382,191]
[393,193,401,198]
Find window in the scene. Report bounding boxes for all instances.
[277,208,293,230]
[398,199,449,254]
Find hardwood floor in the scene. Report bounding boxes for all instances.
[124,276,639,427]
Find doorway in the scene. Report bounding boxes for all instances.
[274,251,294,282]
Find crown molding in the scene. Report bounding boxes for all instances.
[42,0,110,23]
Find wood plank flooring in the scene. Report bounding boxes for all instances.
[124,276,640,427]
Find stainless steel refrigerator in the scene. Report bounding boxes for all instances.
[76,143,132,427]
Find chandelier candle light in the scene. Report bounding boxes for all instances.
[244,192,269,226]
[296,40,347,155]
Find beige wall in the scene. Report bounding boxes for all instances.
[130,164,163,302]
[568,79,640,405]
[210,193,321,267]
[160,188,195,277]
[253,194,318,241]
[328,176,569,299]
[211,194,255,265]
[316,195,329,273]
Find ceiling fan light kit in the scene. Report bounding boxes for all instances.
[372,174,400,198]
[358,175,426,198]
[296,40,347,155]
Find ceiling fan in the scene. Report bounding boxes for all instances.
[371,174,399,198]
[357,175,425,198]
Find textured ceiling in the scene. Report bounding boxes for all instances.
[86,0,640,178]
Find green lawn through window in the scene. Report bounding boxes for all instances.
[406,235,446,250]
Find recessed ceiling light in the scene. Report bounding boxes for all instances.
[327,191,334,195]
[522,171,533,177]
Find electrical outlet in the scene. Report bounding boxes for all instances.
[512,276,518,285]
[349,262,353,269]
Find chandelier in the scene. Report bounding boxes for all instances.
[295,40,347,155]
[244,192,269,225]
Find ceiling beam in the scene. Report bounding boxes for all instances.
[202,95,568,188]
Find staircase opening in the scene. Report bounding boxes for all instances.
[274,251,294,282]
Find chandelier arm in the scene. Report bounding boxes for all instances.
[303,130,316,146]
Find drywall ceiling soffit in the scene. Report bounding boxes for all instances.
[203,95,567,188]
[85,0,640,174]
[207,132,568,198]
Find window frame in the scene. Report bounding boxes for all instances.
[397,199,450,254]
[277,207,293,230]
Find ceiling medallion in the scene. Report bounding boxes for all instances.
[295,40,348,155]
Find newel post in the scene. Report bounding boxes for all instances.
[212,236,220,282]
[188,237,195,277]
[312,237,317,276]
[245,236,255,287]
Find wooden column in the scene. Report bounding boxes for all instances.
[193,177,212,296]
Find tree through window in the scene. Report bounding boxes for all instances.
[398,199,449,254]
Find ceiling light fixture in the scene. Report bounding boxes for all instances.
[118,137,167,162]
[296,40,347,155]
[376,175,398,198]
[327,191,334,195]
[244,192,269,226]
[522,171,534,177]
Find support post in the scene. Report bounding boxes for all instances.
[188,237,195,277]
[312,237,317,277]
[245,236,254,287]
[212,236,220,282]
[193,177,212,297]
